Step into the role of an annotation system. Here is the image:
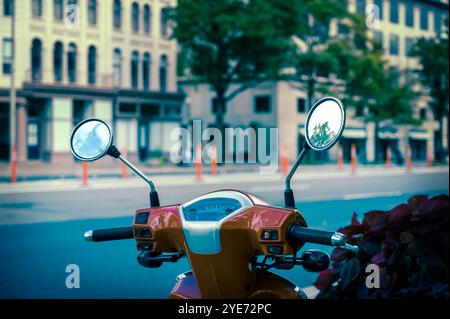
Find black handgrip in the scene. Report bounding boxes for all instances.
[84,226,134,242]
[287,224,336,245]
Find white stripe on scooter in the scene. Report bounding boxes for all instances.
[342,191,403,200]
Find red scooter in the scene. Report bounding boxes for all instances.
[70,97,357,299]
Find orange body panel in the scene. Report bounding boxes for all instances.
[132,191,308,299]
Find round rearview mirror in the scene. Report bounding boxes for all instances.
[305,97,346,151]
[70,118,113,161]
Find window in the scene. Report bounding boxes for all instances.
[434,10,441,33]
[143,4,151,33]
[159,55,168,92]
[374,0,383,20]
[254,96,271,113]
[113,48,121,86]
[113,0,121,29]
[2,38,12,75]
[131,51,139,89]
[373,31,383,51]
[297,98,306,113]
[142,52,151,90]
[118,103,137,115]
[405,37,415,57]
[88,45,96,84]
[405,2,414,27]
[67,43,77,83]
[420,6,428,30]
[3,0,12,16]
[419,108,427,120]
[31,38,42,81]
[356,0,366,14]
[161,7,169,37]
[53,41,63,82]
[32,0,42,17]
[131,2,139,32]
[54,0,63,20]
[389,34,399,55]
[390,0,398,23]
[88,0,97,25]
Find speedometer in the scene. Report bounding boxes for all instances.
[183,197,242,221]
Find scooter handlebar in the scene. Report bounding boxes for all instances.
[84,226,134,242]
[287,224,347,247]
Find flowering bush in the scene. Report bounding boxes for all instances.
[314,194,449,299]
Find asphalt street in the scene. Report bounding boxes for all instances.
[0,167,448,298]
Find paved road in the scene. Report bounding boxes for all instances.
[0,168,448,298]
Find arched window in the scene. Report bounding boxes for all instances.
[131,51,139,88]
[143,4,151,33]
[32,0,42,17]
[88,0,97,25]
[160,8,169,37]
[132,2,139,32]
[113,0,121,29]
[53,41,63,82]
[159,54,167,92]
[142,52,151,90]
[88,45,96,84]
[31,38,42,81]
[113,48,122,86]
[67,43,77,83]
[54,0,63,20]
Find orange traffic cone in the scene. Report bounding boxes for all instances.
[351,143,357,175]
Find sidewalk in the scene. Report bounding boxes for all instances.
[1,159,446,183]
[0,164,447,194]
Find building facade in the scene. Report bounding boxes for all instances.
[0,0,184,164]
[180,0,449,164]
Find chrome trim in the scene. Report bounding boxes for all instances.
[330,232,347,246]
[84,230,93,242]
[179,191,254,254]
[175,271,193,282]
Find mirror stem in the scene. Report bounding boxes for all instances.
[284,142,310,208]
[107,145,160,207]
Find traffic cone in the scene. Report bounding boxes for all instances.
[351,143,357,175]
[196,144,202,181]
[280,146,289,176]
[10,146,17,183]
[82,162,89,186]
[386,145,392,168]
[211,145,217,176]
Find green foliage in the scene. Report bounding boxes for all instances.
[310,121,336,148]
[413,21,449,119]
[173,0,297,104]
[412,20,449,160]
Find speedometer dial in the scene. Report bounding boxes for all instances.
[183,197,242,221]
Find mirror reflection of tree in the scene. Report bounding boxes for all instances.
[309,121,335,148]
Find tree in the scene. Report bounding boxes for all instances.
[172,0,298,129]
[413,21,449,162]
[288,0,362,111]
[339,42,418,162]
[288,0,417,162]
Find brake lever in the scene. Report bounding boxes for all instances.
[331,232,359,253]
[340,243,359,253]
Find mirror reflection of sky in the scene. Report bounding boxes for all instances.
[307,100,343,149]
[72,121,110,160]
